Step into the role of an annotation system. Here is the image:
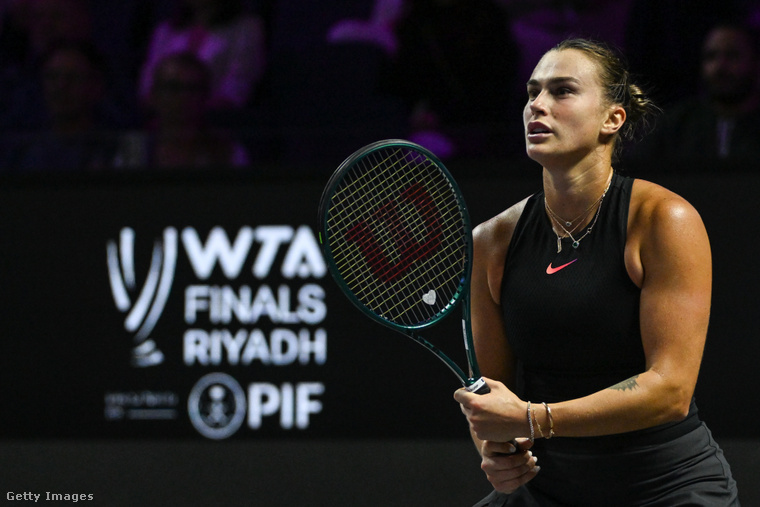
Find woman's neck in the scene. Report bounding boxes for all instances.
[542,162,613,223]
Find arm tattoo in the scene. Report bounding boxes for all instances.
[608,375,640,392]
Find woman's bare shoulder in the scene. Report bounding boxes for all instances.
[475,196,531,237]
[629,179,703,228]
[473,196,532,266]
[627,179,709,285]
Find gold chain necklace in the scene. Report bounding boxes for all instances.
[545,193,600,230]
[545,205,588,235]
[544,175,612,253]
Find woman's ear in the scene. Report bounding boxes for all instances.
[601,105,626,135]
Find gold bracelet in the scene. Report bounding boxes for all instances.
[534,406,545,438]
[542,402,554,439]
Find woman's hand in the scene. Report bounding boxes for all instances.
[481,439,540,493]
[454,378,528,442]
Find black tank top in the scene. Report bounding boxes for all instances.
[499,175,716,503]
[501,173,645,402]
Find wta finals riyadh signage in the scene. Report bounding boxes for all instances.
[104,225,328,440]
[0,178,471,440]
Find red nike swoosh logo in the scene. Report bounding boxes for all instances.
[546,259,578,274]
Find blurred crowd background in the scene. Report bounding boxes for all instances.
[1,0,760,177]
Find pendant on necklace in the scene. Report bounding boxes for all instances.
[565,221,572,227]
[557,236,562,253]
[572,241,580,249]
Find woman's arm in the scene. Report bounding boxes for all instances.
[463,208,519,452]
[545,181,711,437]
[456,199,539,493]
[470,209,520,388]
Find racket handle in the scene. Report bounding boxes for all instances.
[465,379,520,454]
[465,377,490,395]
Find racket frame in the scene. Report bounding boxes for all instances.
[318,139,486,392]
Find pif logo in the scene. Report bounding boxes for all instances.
[106,227,178,367]
[187,372,247,440]
[187,373,325,439]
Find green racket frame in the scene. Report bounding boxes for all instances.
[318,139,487,393]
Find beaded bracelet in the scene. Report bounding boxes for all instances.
[542,402,554,439]
[527,401,535,443]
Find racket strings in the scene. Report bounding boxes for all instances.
[327,147,409,218]
[331,150,456,269]
[363,174,464,321]
[325,146,469,327]
[378,238,465,324]
[328,148,455,258]
[334,169,457,282]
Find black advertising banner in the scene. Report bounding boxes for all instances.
[0,174,498,440]
[2,171,758,440]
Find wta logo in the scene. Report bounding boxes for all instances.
[107,227,178,367]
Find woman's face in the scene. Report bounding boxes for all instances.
[523,49,611,166]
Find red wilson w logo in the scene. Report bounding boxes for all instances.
[343,183,442,283]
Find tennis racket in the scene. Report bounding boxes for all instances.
[318,139,489,395]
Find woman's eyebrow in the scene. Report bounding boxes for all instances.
[526,76,582,87]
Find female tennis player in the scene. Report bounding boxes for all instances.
[454,38,740,506]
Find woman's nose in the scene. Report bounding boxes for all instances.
[529,91,548,115]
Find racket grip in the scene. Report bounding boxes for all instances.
[465,378,521,455]
[465,377,490,395]
[465,379,520,454]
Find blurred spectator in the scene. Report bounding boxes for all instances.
[628,21,760,165]
[326,0,404,56]
[0,0,99,130]
[262,0,405,170]
[3,0,93,62]
[2,41,121,172]
[115,51,250,170]
[380,0,520,159]
[624,0,744,108]
[137,0,266,110]
[86,0,170,126]
[268,0,373,55]
[500,0,634,82]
